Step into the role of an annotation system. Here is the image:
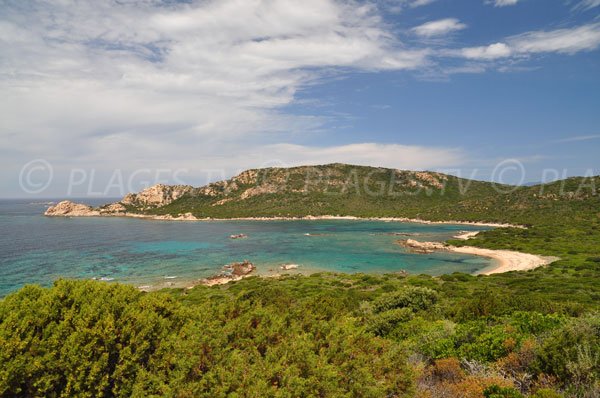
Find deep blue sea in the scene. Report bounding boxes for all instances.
[0,199,495,297]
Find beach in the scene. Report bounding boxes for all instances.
[449,246,558,275]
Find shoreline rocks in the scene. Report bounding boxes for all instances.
[397,239,448,254]
[199,260,256,286]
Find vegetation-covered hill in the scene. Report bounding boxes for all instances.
[6,164,600,397]
[124,163,598,224]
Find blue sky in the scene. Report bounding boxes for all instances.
[1,0,599,197]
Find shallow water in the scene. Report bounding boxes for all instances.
[0,199,493,296]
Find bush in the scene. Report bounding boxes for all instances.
[534,314,600,387]
[372,286,439,313]
[366,307,414,336]
[483,385,524,398]
[0,280,416,397]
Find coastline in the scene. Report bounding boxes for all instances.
[133,248,556,292]
[46,205,554,282]
[46,210,524,229]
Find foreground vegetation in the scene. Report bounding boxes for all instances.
[1,275,598,397]
[2,165,599,396]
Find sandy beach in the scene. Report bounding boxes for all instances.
[449,246,558,275]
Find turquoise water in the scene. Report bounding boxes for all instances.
[0,199,494,296]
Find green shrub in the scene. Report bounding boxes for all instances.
[366,307,414,336]
[534,314,600,387]
[483,385,524,398]
[372,286,438,313]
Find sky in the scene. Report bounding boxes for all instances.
[1,0,599,197]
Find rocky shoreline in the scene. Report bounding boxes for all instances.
[45,199,522,229]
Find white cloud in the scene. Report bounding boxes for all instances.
[491,0,519,6]
[460,43,512,59]
[378,0,437,13]
[412,18,467,38]
[510,23,600,54]
[574,0,600,10]
[0,0,436,196]
[553,134,600,143]
[451,23,600,60]
[263,143,465,170]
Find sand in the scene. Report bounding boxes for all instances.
[449,246,558,275]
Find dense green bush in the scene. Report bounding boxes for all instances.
[372,286,439,313]
[534,314,600,388]
[0,279,415,398]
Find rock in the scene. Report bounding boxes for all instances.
[99,202,127,214]
[232,169,259,185]
[280,264,299,270]
[198,260,256,286]
[121,184,193,207]
[397,239,447,254]
[45,201,100,217]
[230,260,256,276]
[239,184,279,200]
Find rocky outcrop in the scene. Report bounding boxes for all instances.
[228,260,256,276]
[239,184,279,200]
[397,239,448,254]
[199,260,256,286]
[45,201,100,217]
[99,203,127,214]
[413,171,448,190]
[232,169,259,185]
[122,184,193,207]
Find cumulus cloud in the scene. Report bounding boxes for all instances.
[412,18,467,38]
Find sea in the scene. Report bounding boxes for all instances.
[0,199,495,297]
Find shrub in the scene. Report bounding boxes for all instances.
[427,358,465,383]
[372,286,439,313]
[483,384,524,398]
[534,314,600,387]
[366,307,414,336]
